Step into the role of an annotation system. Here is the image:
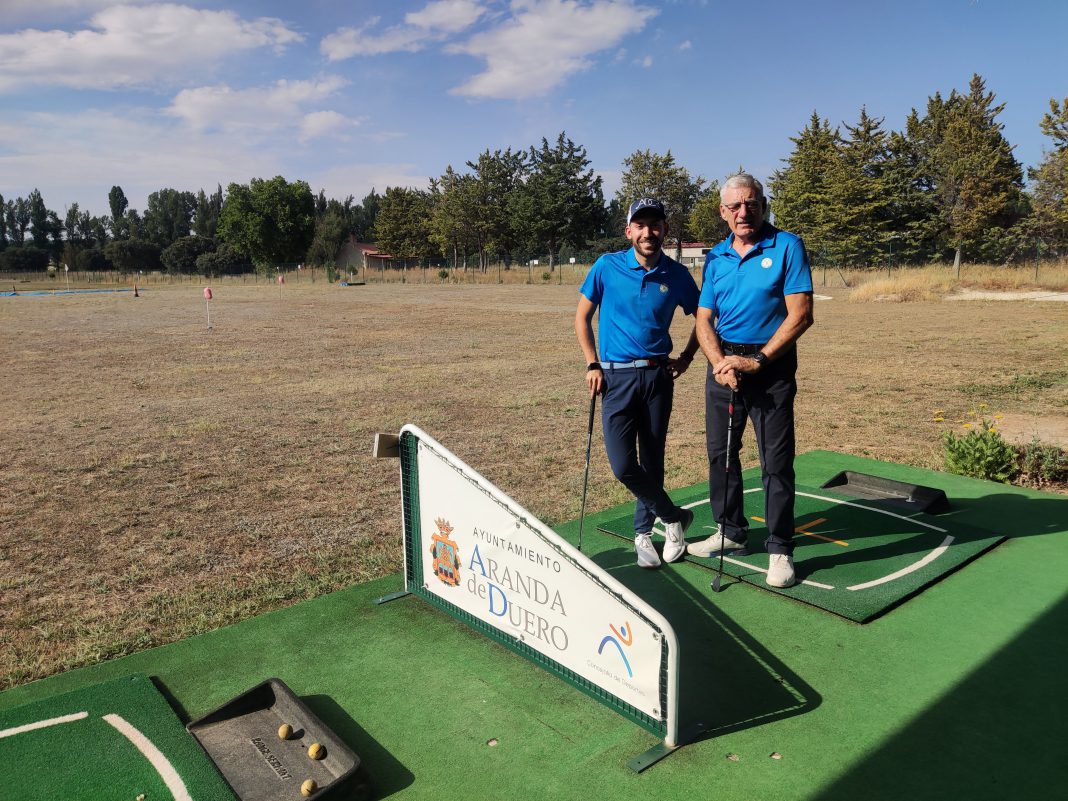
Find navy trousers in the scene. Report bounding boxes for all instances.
[705,348,798,555]
[601,365,684,533]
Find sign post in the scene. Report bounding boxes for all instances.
[203,287,213,329]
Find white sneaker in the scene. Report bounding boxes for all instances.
[686,526,747,557]
[766,553,796,588]
[662,508,694,563]
[634,533,661,569]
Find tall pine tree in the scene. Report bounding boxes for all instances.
[1027,96,1068,255]
[768,112,839,263]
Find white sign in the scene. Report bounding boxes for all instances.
[569,257,576,264]
[405,426,677,733]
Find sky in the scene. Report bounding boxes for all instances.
[1,0,1066,219]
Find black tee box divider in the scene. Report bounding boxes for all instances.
[187,678,359,800]
[821,471,949,514]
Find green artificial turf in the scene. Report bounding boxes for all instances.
[0,673,236,801]
[1,452,1065,801]
[597,479,1004,622]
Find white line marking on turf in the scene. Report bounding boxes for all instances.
[103,713,193,801]
[674,487,954,591]
[846,536,955,591]
[0,711,88,739]
[671,494,836,589]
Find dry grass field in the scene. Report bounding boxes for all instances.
[2,279,1067,691]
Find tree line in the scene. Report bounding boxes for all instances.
[1,75,1065,276]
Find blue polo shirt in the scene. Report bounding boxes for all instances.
[699,224,812,344]
[580,248,699,362]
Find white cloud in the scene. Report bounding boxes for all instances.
[322,0,486,61]
[0,0,153,22]
[638,55,653,68]
[448,0,658,100]
[678,40,692,51]
[299,110,364,142]
[406,0,487,33]
[166,77,347,133]
[0,4,302,92]
[0,108,275,214]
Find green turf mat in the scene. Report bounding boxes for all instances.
[0,673,236,801]
[597,480,1005,622]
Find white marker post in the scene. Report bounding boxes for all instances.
[64,264,70,291]
[203,287,213,329]
[278,272,285,301]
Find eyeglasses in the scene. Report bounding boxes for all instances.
[722,200,763,214]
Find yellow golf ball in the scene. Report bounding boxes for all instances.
[307,742,325,760]
[278,723,293,740]
[300,779,317,797]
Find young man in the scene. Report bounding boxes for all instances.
[575,198,701,568]
[687,174,814,588]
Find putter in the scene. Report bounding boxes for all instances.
[712,387,737,593]
[576,392,597,552]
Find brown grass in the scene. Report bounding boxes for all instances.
[2,282,1067,690]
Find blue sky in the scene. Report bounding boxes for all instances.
[1,0,1066,218]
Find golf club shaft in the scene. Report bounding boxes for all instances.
[577,392,597,552]
[715,388,737,590]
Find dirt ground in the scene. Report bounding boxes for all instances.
[2,283,1066,690]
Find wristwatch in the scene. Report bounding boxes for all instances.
[752,352,768,369]
[587,362,602,371]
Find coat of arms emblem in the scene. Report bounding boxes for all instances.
[430,518,460,586]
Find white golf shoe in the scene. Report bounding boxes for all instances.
[766,553,796,588]
[634,533,661,569]
[686,526,747,557]
[662,508,694,563]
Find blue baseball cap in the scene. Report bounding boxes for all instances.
[627,197,666,224]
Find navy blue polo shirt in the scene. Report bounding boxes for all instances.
[699,224,812,344]
[580,248,700,362]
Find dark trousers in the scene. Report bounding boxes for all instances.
[705,349,798,555]
[601,365,683,533]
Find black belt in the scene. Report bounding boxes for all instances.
[720,340,766,356]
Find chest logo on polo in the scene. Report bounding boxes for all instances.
[659,284,668,293]
[761,257,773,268]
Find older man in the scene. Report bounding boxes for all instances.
[576,198,700,569]
[686,174,814,588]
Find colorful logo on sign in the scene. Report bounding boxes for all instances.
[430,518,460,586]
[597,621,634,677]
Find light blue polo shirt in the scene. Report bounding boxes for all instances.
[699,224,813,344]
[580,248,700,362]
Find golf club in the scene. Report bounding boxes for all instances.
[577,391,597,552]
[712,387,737,592]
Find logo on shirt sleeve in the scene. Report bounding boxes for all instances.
[761,257,773,268]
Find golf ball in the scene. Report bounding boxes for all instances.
[300,779,317,797]
[308,742,325,760]
[278,723,293,740]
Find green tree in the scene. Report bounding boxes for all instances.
[881,117,940,263]
[5,197,31,245]
[688,182,728,245]
[912,75,1024,265]
[466,148,528,271]
[511,133,605,270]
[768,112,840,262]
[161,235,215,274]
[193,185,224,240]
[0,246,49,272]
[217,176,316,269]
[196,243,249,276]
[825,108,891,266]
[27,189,56,251]
[108,186,129,240]
[103,239,161,273]
[429,166,475,270]
[305,208,349,267]
[618,149,704,259]
[1027,96,1068,255]
[143,188,197,248]
[373,187,434,264]
[76,248,111,272]
[0,192,6,250]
